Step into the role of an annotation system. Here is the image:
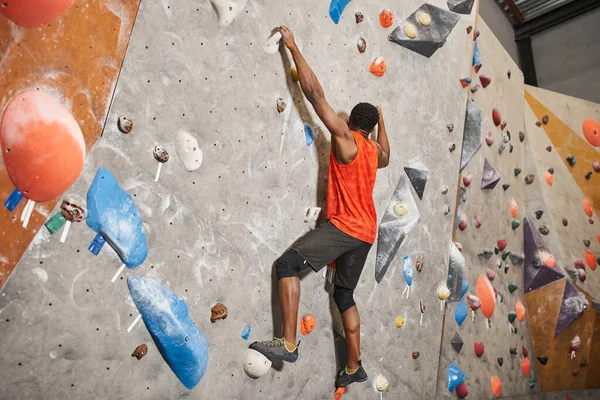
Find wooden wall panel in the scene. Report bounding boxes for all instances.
[0,0,141,288]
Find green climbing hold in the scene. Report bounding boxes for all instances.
[501,251,511,261]
[502,184,510,191]
[529,377,538,389]
[511,220,520,230]
[508,311,517,323]
[567,155,576,166]
[508,283,518,293]
[45,212,67,234]
[510,347,517,356]
[514,168,521,177]
[513,327,518,334]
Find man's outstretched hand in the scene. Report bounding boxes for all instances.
[277,26,297,50]
[376,106,383,122]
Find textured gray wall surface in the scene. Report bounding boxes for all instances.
[478,0,519,63]
[532,7,600,104]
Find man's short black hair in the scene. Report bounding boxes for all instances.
[349,102,379,133]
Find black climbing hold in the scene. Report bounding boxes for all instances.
[510,347,517,356]
[404,164,429,201]
[494,247,499,255]
[497,357,503,366]
[562,218,568,226]
[514,168,521,177]
[542,115,549,124]
[509,143,514,153]
[389,4,460,58]
[546,145,552,152]
[567,155,576,166]
[519,131,524,142]
[548,167,554,174]
[535,210,543,219]
[451,332,464,353]
[538,225,549,235]
[584,239,591,247]
[504,266,509,274]
[585,171,592,180]
[537,356,548,365]
[502,184,510,191]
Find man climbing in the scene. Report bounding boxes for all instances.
[250,26,390,389]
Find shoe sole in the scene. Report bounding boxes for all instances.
[249,343,298,363]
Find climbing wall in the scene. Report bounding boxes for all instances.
[0,0,478,398]
[0,0,141,287]
[521,85,600,392]
[435,16,537,399]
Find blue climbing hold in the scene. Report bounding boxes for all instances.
[4,188,23,212]
[329,0,351,24]
[86,167,148,268]
[461,277,469,299]
[472,41,480,66]
[242,324,252,340]
[128,276,208,389]
[304,124,314,146]
[402,255,413,287]
[448,362,466,392]
[455,301,468,326]
[88,233,106,255]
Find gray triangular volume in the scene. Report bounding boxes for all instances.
[447,243,465,302]
[447,0,475,14]
[375,172,421,283]
[451,332,463,353]
[404,163,429,200]
[388,4,460,58]
[460,99,482,172]
[554,282,588,338]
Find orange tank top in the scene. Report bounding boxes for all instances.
[327,131,379,244]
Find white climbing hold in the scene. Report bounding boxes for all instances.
[175,130,203,172]
[210,0,243,28]
[304,207,321,222]
[263,31,282,54]
[243,349,272,378]
[375,374,390,391]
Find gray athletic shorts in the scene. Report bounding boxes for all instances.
[291,220,372,289]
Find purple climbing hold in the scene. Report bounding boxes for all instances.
[555,282,589,337]
[523,217,565,293]
[481,158,501,189]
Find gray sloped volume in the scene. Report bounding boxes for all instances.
[447,242,465,302]
[404,162,429,200]
[389,3,460,58]
[460,99,482,172]
[375,172,421,283]
[447,0,475,14]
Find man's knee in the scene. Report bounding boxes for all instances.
[275,250,306,280]
[333,285,355,313]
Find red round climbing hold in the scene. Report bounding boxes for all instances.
[0,0,75,28]
[584,250,597,271]
[474,342,484,357]
[455,382,468,399]
[497,240,507,251]
[0,91,85,202]
[379,9,394,28]
[582,199,593,217]
[476,275,495,319]
[479,75,491,88]
[582,118,600,147]
[492,109,502,127]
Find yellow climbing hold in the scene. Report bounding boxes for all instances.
[438,285,450,300]
[291,66,299,82]
[404,24,417,38]
[417,13,431,26]
[395,316,405,328]
[393,202,408,216]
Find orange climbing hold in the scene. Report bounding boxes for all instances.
[582,199,593,217]
[0,0,75,27]
[521,357,531,377]
[583,118,600,147]
[544,171,554,186]
[0,91,86,202]
[334,386,346,400]
[541,251,556,268]
[476,275,496,319]
[584,250,597,271]
[510,199,519,218]
[300,314,316,335]
[516,300,526,322]
[379,9,394,28]
[491,376,502,397]
[369,57,387,77]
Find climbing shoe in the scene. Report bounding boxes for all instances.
[335,360,368,387]
[249,337,299,363]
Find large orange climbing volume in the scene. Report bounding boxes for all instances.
[0,91,85,202]
[0,0,75,28]
[476,275,495,318]
[583,118,600,147]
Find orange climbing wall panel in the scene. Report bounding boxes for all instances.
[0,0,141,288]
[525,279,600,391]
